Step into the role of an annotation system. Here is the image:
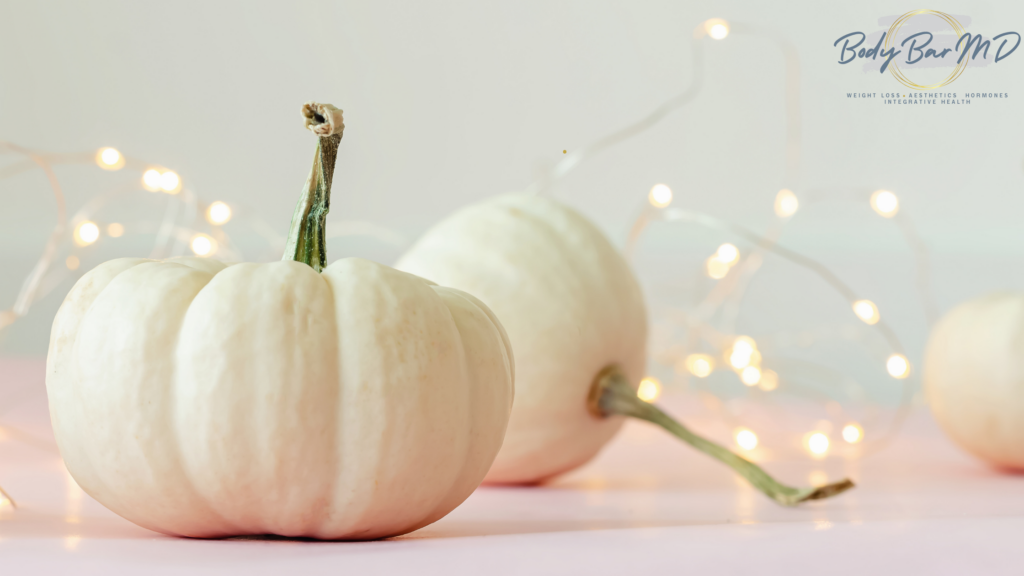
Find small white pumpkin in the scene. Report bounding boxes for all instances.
[397,193,853,505]
[924,293,1024,469]
[398,193,646,483]
[45,103,514,539]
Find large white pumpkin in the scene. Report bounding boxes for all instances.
[47,256,513,539]
[924,293,1024,469]
[396,193,647,484]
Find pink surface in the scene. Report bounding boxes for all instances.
[2,357,1021,574]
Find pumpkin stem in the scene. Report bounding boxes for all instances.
[283,102,345,272]
[587,365,854,506]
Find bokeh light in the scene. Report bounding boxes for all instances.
[637,377,662,403]
[648,183,673,208]
[74,221,99,246]
[871,189,899,218]
[735,428,758,450]
[95,147,124,171]
[206,201,232,225]
[774,188,798,218]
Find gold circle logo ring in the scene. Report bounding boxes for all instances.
[885,9,969,90]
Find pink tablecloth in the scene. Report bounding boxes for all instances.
[2,358,1021,574]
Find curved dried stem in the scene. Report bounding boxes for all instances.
[588,365,854,506]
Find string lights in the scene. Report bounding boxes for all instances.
[842,423,864,444]
[806,432,830,457]
[774,189,799,218]
[73,221,100,246]
[703,18,730,41]
[734,428,758,451]
[637,377,662,403]
[521,17,927,459]
[648,183,673,208]
[632,179,919,458]
[206,201,232,225]
[0,142,407,340]
[95,147,125,171]
[870,189,899,218]
[0,16,937,506]
[685,354,715,378]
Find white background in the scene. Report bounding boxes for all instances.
[2,1,1023,399]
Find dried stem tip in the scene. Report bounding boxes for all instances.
[303,102,345,137]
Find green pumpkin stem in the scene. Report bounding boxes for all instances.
[587,365,854,506]
[283,102,344,272]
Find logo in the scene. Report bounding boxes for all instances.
[834,9,1019,90]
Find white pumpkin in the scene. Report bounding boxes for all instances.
[47,257,513,539]
[924,293,1024,469]
[44,103,515,539]
[397,193,647,483]
[396,193,855,505]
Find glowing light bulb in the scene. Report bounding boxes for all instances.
[807,432,830,456]
[842,423,863,444]
[637,377,662,403]
[160,171,181,194]
[740,366,761,386]
[66,255,80,270]
[886,353,910,379]
[871,189,899,218]
[729,336,756,369]
[735,428,758,450]
[758,369,779,391]
[852,299,880,325]
[716,243,739,265]
[706,256,730,279]
[95,147,124,170]
[74,221,100,246]
[649,183,673,208]
[206,201,232,225]
[107,223,124,238]
[704,18,730,40]
[190,234,215,257]
[686,354,715,378]
[774,188,798,218]
[143,169,163,191]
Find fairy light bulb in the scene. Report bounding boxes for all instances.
[886,353,910,379]
[206,201,232,225]
[190,234,215,257]
[735,428,758,450]
[716,243,740,265]
[648,183,673,208]
[704,18,730,40]
[142,169,163,191]
[774,188,799,218]
[842,423,863,444]
[807,432,830,456]
[95,147,124,171]
[637,377,662,403]
[740,366,761,386]
[160,171,181,194]
[686,354,715,378]
[706,256,730,279]
[729,336,756,369]
[65,255,80,270]
[871,189,899,218]
[852,299,880,325]
[107,223,124,238]
[74,221,100,246]
[758,369,779,391]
